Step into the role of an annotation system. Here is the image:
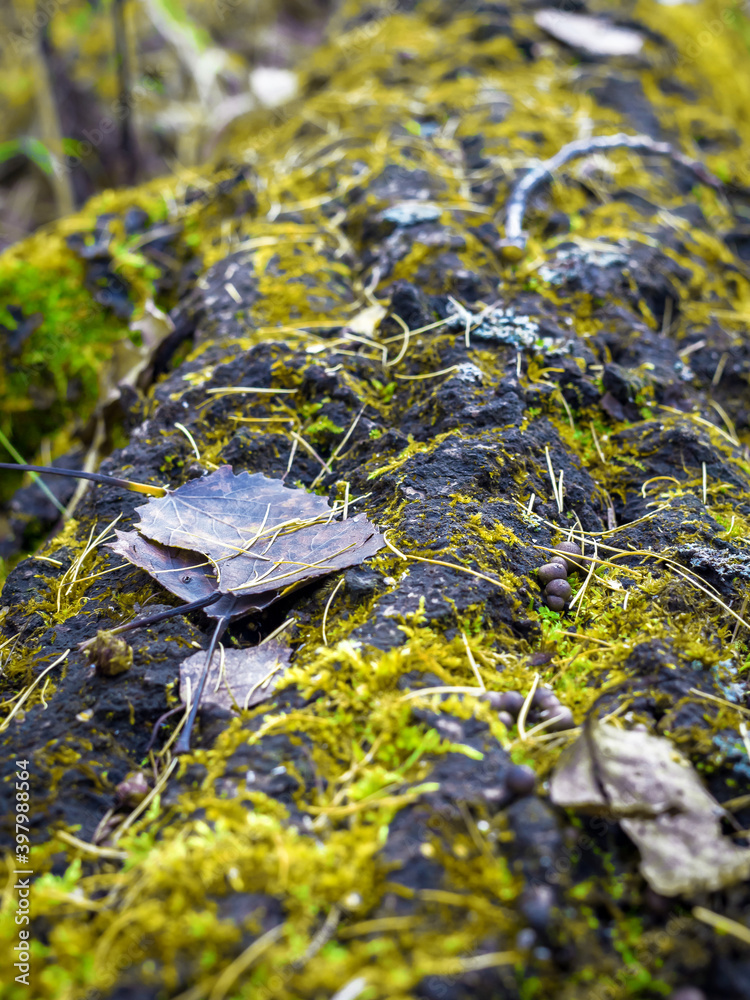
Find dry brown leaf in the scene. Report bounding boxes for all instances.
[107,465,384,751]
[132,465,385,596]
[109,530,275,620]
[550,722,750,896]
[180,639,291,713]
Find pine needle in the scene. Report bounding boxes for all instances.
[383,531,512,592]
[322,578,345,646]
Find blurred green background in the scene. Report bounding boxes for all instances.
[0,0,334,248]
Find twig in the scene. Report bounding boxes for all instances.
[516,673,540,741]
[503,133,721,255]
[461,631,485,690]
[322,578,345,646]
[693,907,750,947]
[383,531,512,592]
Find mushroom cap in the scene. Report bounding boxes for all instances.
[545,578,572,601]
[507,763,536,795]
[531,684,554,708]
[547,707,575,731]
[553,540,582,572]
[537,561,568,586]
[535,692,560,714]
[545,594,566,612]
[497,690,526,716]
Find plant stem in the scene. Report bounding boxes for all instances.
[79,593,223,649]
[175,601,236,754]
[0,434,68,516]
[0,463,166,497]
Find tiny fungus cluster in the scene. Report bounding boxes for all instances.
[537,541,582,611]
[484,684,575,734]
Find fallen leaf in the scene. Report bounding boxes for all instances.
[550,722,750,896]
[128,466,385,597]
[102,299,175,406]
[109,529,274,619]
[534,10,643,57]
[106,465,384,751]
[180,639,291,712]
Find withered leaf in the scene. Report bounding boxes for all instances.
[125,466,385,597]
[180,639,291,713]
[108,466,384,753]
[550,722,750,896]
[109,529,276,620]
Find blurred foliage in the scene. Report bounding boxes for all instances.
[0,0,332,247]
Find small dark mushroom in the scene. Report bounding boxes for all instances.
[507,763,536,796]
[537,561,568,586]
[531,684,554,708]
[536,694,561,716]
[520,885,555,931]
[481,691,504,710]
[497,690,526,716]
[497,711,514,729]
[553,540,582,572]
[545,593,566,612]
[115,771,150,807]
[545,579,572,606]
[546,707,575,731]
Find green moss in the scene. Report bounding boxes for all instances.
[3,0,750,995]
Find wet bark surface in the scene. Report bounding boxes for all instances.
[2,1,750,998]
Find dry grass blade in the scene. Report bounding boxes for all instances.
[322,578,346,646]
[688,688,750,718]
[205,386,298,395]
[0,649,70,732]
[395,364,462,381]
[693,907,750,947]
[398,685,485,702]
[310,406,365,489]
[545,445,562,513]
[386,312,411,366]
[461,631,485,689]
[570,540,599,616]
[290,431,332,474]
[54,829,127,861]
[383,532,512,592]
[174,422,201,460]
[516,674,540,741]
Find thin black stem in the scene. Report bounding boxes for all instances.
[175,601,236,754]
[79,593,223,649]
[0,463,166,496]
[112,0,139,184]
[146,705,185,753]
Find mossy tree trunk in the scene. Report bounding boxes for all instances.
[2,1,750,998]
